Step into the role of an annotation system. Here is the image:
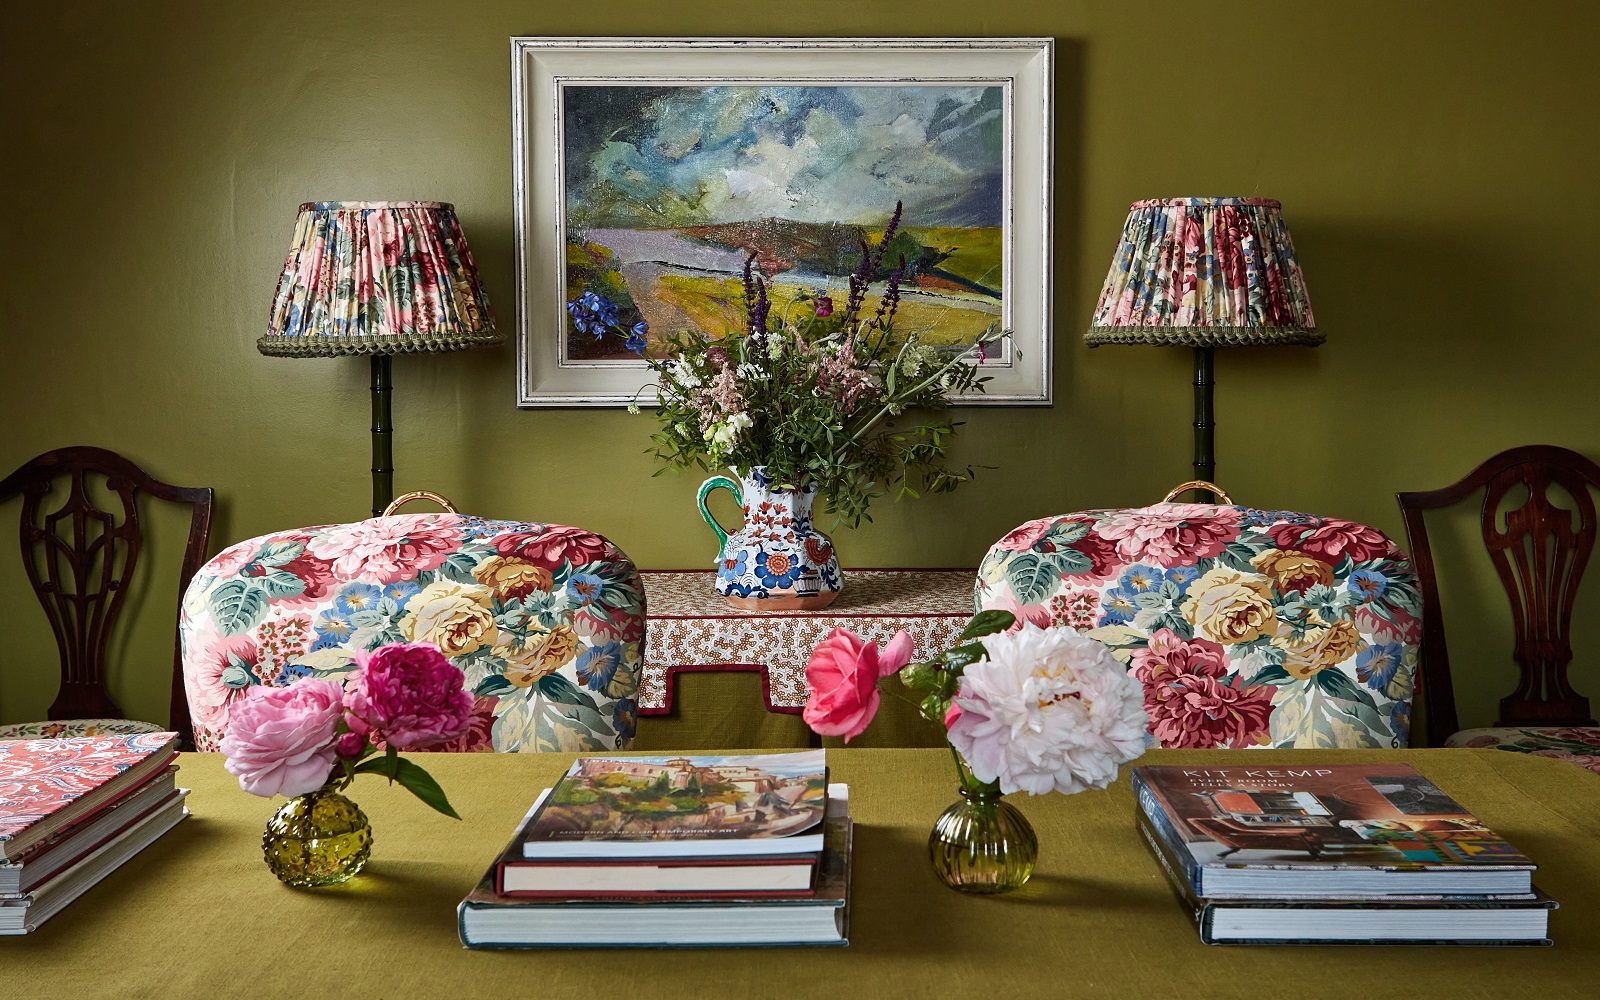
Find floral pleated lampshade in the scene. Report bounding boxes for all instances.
[259,201,499,357]
[1085,198,1321,347]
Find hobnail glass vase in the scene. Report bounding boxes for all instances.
[262,789,373,888]
[927,783,1038,894]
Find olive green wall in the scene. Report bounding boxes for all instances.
[4,1,1598,738]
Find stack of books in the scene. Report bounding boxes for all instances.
[1133,763,1556,946]
[1,732,189,935]
[458,750,851,948]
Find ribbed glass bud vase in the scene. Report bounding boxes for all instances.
[262,789,373,888]
[927,784,1038,894]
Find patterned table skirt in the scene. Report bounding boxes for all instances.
[640,569,977,715]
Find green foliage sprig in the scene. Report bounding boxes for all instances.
[610,206,1009,528]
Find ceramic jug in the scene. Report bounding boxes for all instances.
[697,467,843,611]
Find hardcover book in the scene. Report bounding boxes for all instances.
[462,795,851,949]
[0,766,181,896]
[1138,816,1556,946]
[0,791,190,936]
[498,788,820,897]
[1131,763,1535,897]
[519,751,829,860]
[0,732,180,862]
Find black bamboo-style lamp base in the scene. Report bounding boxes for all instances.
[1083,198,1324,500]
[257,201,501,518]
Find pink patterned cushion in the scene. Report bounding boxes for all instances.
[179,514,644,753]
[1449,727,1600,776]
[976,503,1420,749]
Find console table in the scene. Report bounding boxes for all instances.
[4,749,1595,998]
[639,569,976,716]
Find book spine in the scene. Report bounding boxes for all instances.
[1132,774,1204,895]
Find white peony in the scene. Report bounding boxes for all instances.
[946,622,1148,796]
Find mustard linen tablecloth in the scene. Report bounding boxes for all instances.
[3,749,1597,1000]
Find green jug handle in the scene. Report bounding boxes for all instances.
[697,474,742,548]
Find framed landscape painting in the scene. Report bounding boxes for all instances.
[511,37,1053,406]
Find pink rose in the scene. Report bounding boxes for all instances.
[343,641,474,750]
[801,628,914,741]
[1096,504,1240,567]
[219,678,344,798]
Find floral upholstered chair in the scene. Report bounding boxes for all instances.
[976,489,1421,749]
[180,512,644,753]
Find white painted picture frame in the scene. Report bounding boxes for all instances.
[511,36,1054,407]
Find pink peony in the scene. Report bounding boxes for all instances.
[997,519,1053,552]
[495,524,614,572]
[219,678,345,798]
[306,514,458,581]
[802,628,914,741]
[188,631,259,733]
[1267,518,1392,564]
[343,641,474,749]
[1141,671,1275,749]
[1096,504,1240,567]
[1132,628,1229,682]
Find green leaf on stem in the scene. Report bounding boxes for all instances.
[937,642,990,672]
[898,661,941,694]
[959,610,1015,641]
[351,753,461,819]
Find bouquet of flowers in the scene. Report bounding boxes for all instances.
[571,203,1006,528]
[802,612,1149,796]
[218,641,471,817]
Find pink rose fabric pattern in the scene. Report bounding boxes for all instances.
[181,513,644,755]
[977,504,1420,750]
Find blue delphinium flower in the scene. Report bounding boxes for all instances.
[625,321,648,354]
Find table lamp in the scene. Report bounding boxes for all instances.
[1085,197,1320,500]
[260,201,500,516]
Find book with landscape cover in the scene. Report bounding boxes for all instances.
[1138,815,1556,946]
[518,750,829,860]
[461,791,852,949]
[1131,763,1535,897]
[0,732,179,862]
[498,788,820,897]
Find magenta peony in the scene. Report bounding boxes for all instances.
[802,628,914,741]
[219,678,344,798]
[343,641,474,750]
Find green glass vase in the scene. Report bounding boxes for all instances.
[262,789,373,888]
[927,783,1038,894]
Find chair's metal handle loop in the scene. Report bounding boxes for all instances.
[1161,480,1233,505]
[381,490,458,516]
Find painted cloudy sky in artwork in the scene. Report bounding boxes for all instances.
[562,85,1004,229]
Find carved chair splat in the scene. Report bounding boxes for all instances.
[0,447,214,746]
[1397,445,1600,745]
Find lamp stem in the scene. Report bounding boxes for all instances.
[1192,346,1215,503]
[371,354,394,517]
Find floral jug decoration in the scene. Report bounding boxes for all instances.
[698,467,843,611]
